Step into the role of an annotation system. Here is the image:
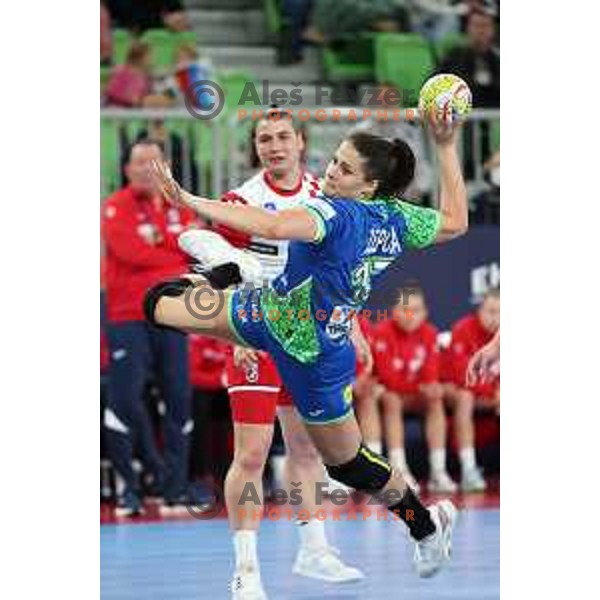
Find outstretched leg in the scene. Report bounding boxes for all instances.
[145,276,240,343]
[305,414,457,579]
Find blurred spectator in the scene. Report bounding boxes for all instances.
[471,149,499,224]
[353,315,384,454]
[106,0,190,33]
[355,83,434,202]
[120,119,200,194]
[280,0,314,63]
[101,2,112,65]
[101,139,198,516]
[442,288,500,492]
[171,44,217,112]
[484,149,500,187]
[188,335,232,487]
[372,288,457,493]
[105,42,174,108]
[408,0,468,44]
[311,0,408,40]
[439,9,499,107]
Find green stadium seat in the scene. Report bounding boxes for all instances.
[264,0,285,34]
[140,29,176,70]
[138,29,198,72]
[112,29,132,65]
[322,35,375,83]
[375,33,436,105]
[100,119,122,197]
[100,65,111,94]
[220,70,259,113]
[202,70,260,181]
[491,119,500,152]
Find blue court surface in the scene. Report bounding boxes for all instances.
[101,508,499,599]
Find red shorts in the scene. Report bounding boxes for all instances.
[226,352,293,424]
[469,381,500,400]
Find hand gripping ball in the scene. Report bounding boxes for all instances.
[419,73,473,123]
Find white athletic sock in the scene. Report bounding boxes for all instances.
[297,518,328,550]
[366,440,383,455]
[459,447,477,473]
[429,448,447,476]
[233,530,259,573]
[388,448,407,471]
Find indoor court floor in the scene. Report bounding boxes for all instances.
[101,494,499,599]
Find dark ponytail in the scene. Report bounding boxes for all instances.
[348,132,415,198]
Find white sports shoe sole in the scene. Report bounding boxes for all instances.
[414,500,458,578]
[178,229,264,284]
[230,572,268,600]
[292,548,365,583]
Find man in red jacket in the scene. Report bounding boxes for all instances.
[373,288,457,494]
[102,139,197,516]
[444,288,500,492]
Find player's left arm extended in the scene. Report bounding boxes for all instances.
[150,159,318,242]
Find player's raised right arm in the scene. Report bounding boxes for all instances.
[429,115,468,243]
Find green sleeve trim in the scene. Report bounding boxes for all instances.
[303,205,327,243]
[395,200,442,249]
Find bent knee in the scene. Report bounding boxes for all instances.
[233,443,270,475]
[144,279,188,322]
[455,389,475,412]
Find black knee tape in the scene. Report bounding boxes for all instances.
[143,278,192,325]
[326,444,392,493]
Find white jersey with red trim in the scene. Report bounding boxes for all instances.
[221,170,321,282]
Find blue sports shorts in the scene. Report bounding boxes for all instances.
[227,289,356,425]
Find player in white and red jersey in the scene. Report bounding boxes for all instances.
[179,111,363,600]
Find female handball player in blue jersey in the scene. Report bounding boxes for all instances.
[144,110,468,578]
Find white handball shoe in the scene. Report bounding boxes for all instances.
[461,468,487,493]
[293,545,364,583]
[413,500,457,578]
[428,471,459,494]
[230,571,268,600]
[178,229,264,285]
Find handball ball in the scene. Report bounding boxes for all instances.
[419,74,472,123]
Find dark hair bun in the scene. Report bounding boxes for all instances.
[347,131,416,198]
